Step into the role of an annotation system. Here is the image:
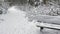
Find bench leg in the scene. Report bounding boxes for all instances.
[40,27,44,31]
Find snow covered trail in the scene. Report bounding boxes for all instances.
[0,6,40,34]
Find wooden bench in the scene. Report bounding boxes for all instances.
[36,22,60,31]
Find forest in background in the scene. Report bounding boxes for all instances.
[4,0,60,6]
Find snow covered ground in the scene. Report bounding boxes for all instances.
[0,6,40,34]
[0,6,60,34]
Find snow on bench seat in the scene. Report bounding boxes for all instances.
[36,23,60,30]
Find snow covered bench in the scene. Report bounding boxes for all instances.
[35,15,60,31]
[36,22,60,31]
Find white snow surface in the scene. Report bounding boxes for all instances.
[0,6,39,34]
